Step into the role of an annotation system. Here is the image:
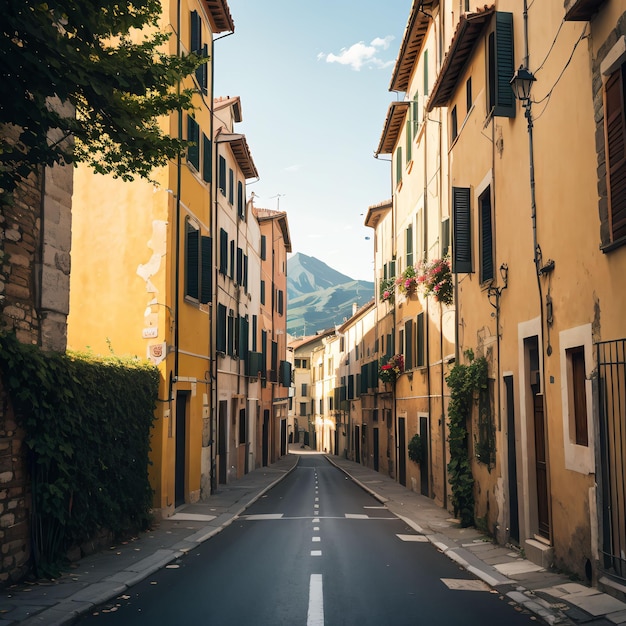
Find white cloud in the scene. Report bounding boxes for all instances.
[319,35,395,71]
[284,164,302,173]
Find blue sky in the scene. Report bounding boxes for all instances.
[214,1,412,282]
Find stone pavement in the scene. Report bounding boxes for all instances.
[1,449,625,625]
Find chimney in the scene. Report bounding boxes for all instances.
[352,302,358,316]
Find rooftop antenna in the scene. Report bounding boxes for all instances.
[270,193,285,210]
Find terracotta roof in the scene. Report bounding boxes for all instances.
[215,129,258,179]
[375,101,410,156]
[254,208,292,253]
[364,199,392,229]
[337,299,376,334]
[427,5,495,111]
[202,0,234,33]
[389,1,437,93]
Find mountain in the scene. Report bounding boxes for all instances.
[287,253,374,337]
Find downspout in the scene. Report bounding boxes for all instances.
[174,0,182,380]
[424,109,433,498]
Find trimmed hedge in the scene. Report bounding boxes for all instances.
[0,332,159,577]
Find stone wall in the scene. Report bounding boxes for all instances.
[0,153,72,584]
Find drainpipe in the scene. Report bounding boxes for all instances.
[174,0,182,380]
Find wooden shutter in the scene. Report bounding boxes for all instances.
[237,181,244,218]
[441,218,450,257]
[200,236,212,304]
[219,228,228,274]
[228,169,234,204]
[406,224,413,267]
[185,220,199,299]
[261,235,267,260]
[605,67,626,241]
[417,312,425,367]
[190,11,201,52]
[480,190,494,282]
[229,240,235,279]
[405,319,414,370]
[187,116,200,170]
[452,186,472,273]
[202,134,212,183]
[218,156,226,195]
[492,12,515,118]
[216,304,227,353]
[236,247,243,285]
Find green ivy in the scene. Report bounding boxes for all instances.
[445,350,488,527]
[0,332,159,578]
[408,433,422,464]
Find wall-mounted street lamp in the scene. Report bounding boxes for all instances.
[510,66,536,104]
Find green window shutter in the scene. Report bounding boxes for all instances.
[243,254,248,291]
[185,220,199,300]
[187,116,200,171]
[219,228,228,274]
[406,224,413,267]
[417,312,425,367]
[406,120,412,163]
[480,190,494,282]
[261,330,267,377]
[452,186,472,273]
[236,247,243,285]
[412,91,420,135]
[360,365,368,394]
[405,319,413,370]
[218,156,226,195]
[190,10,201,52]
[493,12,515,118]
[441,218,450,257]
[390,259,396,278]
[261,235,267,260]
[229,240,235,279]
[260,279,265,305]
[216,304,227,353]
[200,236,212,304]
[395,146,403,185]
[228,169,234,204]
[252,315,257,352]
[424,49,429,95]
[202,134,212,183]
[237,181,244,219]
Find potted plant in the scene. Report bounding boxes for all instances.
[379,353,404,384]
[396,265,419,296]
[418,256,453,305]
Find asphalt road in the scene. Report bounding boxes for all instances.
[77,455,538,625]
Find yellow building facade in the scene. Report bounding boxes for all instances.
[68,0,235,516]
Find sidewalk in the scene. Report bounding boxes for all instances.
[1,450,625,625]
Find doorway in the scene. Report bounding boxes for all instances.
[175,391,188,507]
[504,375,520,543]
[419,415,429,496]
[398,417,407,487]
[218,400,227,484]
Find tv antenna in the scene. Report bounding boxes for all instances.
[270,193,285,210]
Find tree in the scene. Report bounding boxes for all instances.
[0,0,204,195]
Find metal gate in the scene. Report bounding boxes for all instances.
[597,339,626,581]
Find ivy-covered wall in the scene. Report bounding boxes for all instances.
[0,332,159,582]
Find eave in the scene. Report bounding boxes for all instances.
[564,0,606,21]
[215,132,258,179]
[375,101,410,156]
[255,209,292,253]
[364,199,392,229]
[427,6,495,111]
[389,1,437,93]
[203,0,235,33]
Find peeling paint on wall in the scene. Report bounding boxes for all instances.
[137,220,167,295]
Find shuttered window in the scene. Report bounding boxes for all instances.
[237,181,245,219]
[219,228,228,275]
[228,169,234,205]
[185,219,199,300]
[202,133,212,183]
[605,65,626,243]
[395,146,403,186]
[216,304,227,353]
[488,12,515,118]
[479,186,494,283]
[406,224,414,267]
[452,186,472,273]
[187,116,200,171]
[417,312,425,367]
[405,319,414,370]
[218,156,226,195]
[200,236,212,304]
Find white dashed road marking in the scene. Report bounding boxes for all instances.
[307,574,324,625]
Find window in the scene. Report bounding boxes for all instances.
[416,312,425,367]
[252,315,257,351]
[190,11,207,94]
[452,186,472,273]
[243,255,248,291]
[219,228,228,275]
[405,319,413,370]
[216,304,227,353]
[487,12,515,118]
[423,49,429,95]
[200,235,212,304]
[299,403,307,417]
[185,219,199,300]
[406,224,414,267]
[187,116,200,171]
[218,156,226,195]
[227,310,235,356]
[568,347,589,446]
[228,168,234,205]
[202,133,212,183]
[479,186,494,283]
[237,181,245,219]
[301,383,308,396]
[406,120,412,162]
[236,247,243,285]
[276,289,284,315]
[229,240,235,280]
[466,77,473,114]
[261,235,267,260]
[319,399,324,415]
[604,64,626,244]
[441,218,450,257]
[260,279,265,305]
[395,146,403,186]
[412,91,420,135]
[451,105,458,143]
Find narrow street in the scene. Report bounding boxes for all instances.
[77,455,537,625]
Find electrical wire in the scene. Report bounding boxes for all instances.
[535,18,565,74]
